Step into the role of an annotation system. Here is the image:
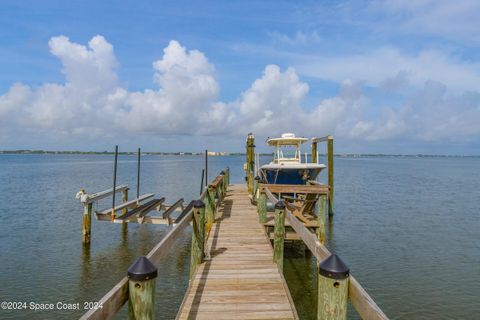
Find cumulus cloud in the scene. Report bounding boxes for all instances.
[0,35,479,152]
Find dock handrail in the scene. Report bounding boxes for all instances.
[264,186,388,320]
[79,168,230,320]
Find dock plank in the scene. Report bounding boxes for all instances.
[176,184,297,320]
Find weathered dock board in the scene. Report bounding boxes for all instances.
[177,184,298,320]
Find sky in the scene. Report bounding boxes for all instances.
[0,0,479,154]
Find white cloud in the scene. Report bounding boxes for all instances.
[267,31,321,46]
[296,47,480,93]
[376,0,480,42]
[0,35,479,152]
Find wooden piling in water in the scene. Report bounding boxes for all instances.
[257,191,267,223]
[316,194,327,244]
[327,136,334,216]
[273,200,286,272]
[190,200,205,279]
[82,202,93,244]
[312,141,318,163]
[127,256,157,320]
[318,254,349,320]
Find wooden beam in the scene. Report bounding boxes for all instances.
[79,185,129,204]
[311,135,333,143]
[349,276,388,320]
[209,175,224,189]
[114,198,164,222]
[162,198,184,219]
[95,193,154,215]
[79,277,128,320]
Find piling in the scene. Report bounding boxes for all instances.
[122,189,129,233]
[327,137,334,215]
[246,133,255,195]
[190,200,205,278]
[257,191,267,223]
[316,194,327,244]
[273,200,286,272]
[207,186,216,222]
[82,202,93,244]
[318,254,349,320]
[312,141,318,164]
[127,256,157,320]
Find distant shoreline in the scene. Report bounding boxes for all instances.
[0,150,478,158]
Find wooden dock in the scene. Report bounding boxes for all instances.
[176,184,297,320]
[80,165,387,320]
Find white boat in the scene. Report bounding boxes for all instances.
[259,133,326,185]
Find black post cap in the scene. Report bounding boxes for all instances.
[128,256,157,281]
[193,199,205,208]
[275,200,286,210]
[319,254,349,280]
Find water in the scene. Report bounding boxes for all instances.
[0,154,479,319]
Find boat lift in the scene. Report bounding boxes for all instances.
[76,146,189,244]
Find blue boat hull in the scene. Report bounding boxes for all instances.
[262,168,321,185]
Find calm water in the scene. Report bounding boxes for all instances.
[0,154,479,319]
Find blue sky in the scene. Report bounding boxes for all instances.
[0,0,479,154]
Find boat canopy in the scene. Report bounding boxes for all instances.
[266,133,308,146]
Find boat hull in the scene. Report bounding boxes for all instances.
[260,165,325,185]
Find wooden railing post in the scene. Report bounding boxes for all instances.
[190,200,205,278]
[226,167,230,186]
[253,176,261,202]
[318,254,349,320]
[273,201,286,272]
[316,194,327,244]
[122,188,129,233]
[220,171,226,200]
[206,186,216,222]
[327,136,334,216]
[312,141,318,163]
[257,191,267,223]
[127,256,157,320]
[82,201,93,244]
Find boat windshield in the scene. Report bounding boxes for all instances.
[275,145,300,163]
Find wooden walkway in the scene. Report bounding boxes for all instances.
[177,184,297,320]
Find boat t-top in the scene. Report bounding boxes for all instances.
[259,133,326,185]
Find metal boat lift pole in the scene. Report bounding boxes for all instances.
[200,169,205,195]
[137,148,141,204]
[205,149,208,188]
[111,145,119,220]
